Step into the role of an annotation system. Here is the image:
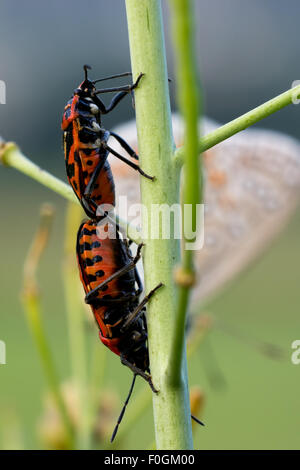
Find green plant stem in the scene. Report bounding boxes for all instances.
[126,0,192,450]
[23,295,75,448]
[0,141,142,243]
[0,142,76,202]
[22,206,75,449]
[63,202,90,449]
[168,0,202,392]
[174,83,300,167]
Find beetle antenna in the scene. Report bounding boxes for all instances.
[83,64,92,81]
[111,374,137,443]
[191,414,205,426]
[93,72,132,84]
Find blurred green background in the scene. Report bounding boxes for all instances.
[0,0,299,450]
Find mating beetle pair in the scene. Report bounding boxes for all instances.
[62,66,203,441]
[62,65,161,441]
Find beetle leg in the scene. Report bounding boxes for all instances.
[110,131,139,161]
[120,283,164,332]
[105,144,154,180]
[120,355,157,393]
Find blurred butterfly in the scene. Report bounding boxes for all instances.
[108,116,300,389]
[109,114,300,307]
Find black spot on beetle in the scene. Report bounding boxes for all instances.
[92,255,103,263]
[84,258,94,266]
[95,270,105,277]
[91,241,101,249]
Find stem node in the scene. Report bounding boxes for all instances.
[173,265,196,288]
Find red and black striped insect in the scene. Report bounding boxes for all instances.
[76,219,162,441]
[62,65,153,219]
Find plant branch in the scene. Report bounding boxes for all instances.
[168,0,202,391]
[174,83,300,166]
[0,142,77,202]
[126,0,193,450]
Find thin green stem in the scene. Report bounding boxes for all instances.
[168,0,202,391]
[23,295,75,448]
[22,206,75,449]
[174,83,300,166]
[126,0,192,450]
[0,142,76,202]
[0,141,142,243]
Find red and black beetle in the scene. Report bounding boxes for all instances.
[76,219,162,441]
[62,65,153,219]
